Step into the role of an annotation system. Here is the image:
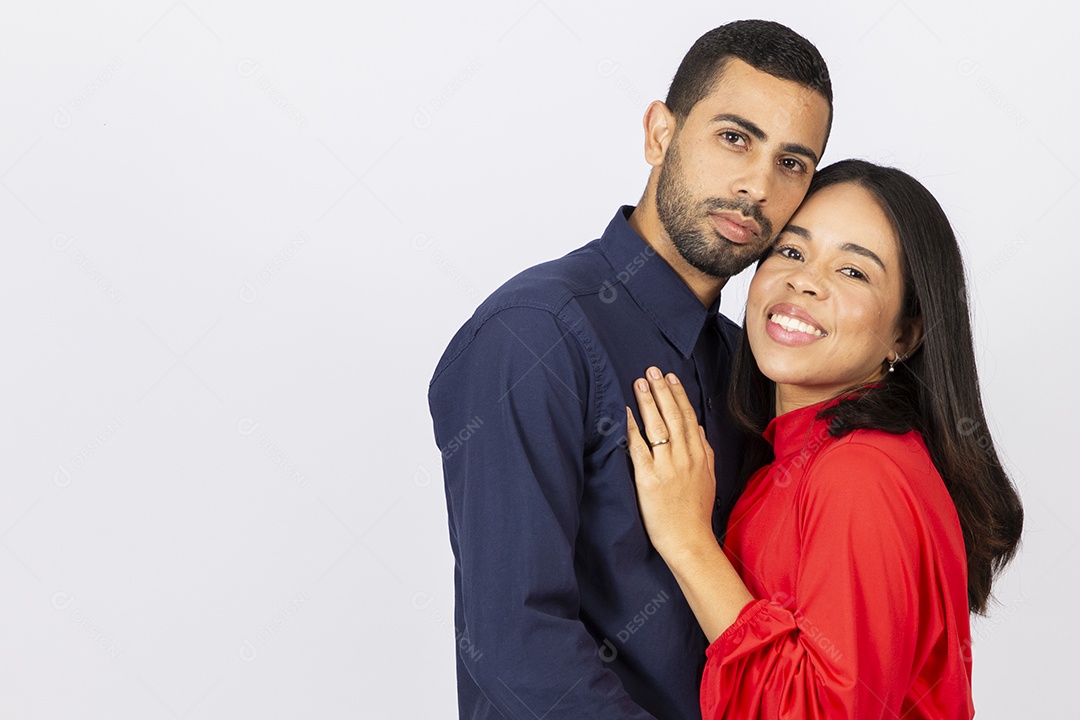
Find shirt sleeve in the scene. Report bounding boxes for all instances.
[700,441,927,719]
[429,305,656,719]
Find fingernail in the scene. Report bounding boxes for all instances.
[647,367,661,379]
[636,379,648,392]
[666,373,679,385]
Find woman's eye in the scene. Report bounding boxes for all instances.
[775,245,803,261]
[839,267,867,281]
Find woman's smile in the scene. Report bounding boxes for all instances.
[765,303,828,345]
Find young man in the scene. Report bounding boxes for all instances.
[428,20,832,719]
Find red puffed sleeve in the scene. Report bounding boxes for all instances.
[701,440,935,719]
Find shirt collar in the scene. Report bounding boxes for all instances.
[599,206,721,359]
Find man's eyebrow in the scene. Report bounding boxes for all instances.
[709,114,821,166]
[779,227,887,270]
[709,113,766,141]
[780,143,819,167]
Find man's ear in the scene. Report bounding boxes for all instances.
[643,101,676,168]
[896,315,924,360]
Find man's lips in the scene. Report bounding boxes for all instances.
[709,212,761,245]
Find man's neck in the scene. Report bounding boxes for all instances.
[627,203,728,308]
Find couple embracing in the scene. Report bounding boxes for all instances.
[428,19,1023,720]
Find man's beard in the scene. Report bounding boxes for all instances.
[655,138,774,278]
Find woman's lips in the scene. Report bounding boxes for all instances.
[709,213,759,244]
[764,304,828,346]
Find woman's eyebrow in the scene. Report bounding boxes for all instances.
[779,225,886,270]
[779,224,811,239]
[840,242,886,270]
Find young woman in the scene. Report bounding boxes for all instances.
[626,160,1023,718]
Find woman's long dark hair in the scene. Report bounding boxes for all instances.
[729,159,1023,615]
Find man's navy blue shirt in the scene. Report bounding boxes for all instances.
[428,207,746,719]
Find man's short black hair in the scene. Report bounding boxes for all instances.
[666,19,832,132]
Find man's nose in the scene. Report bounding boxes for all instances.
[732,158,772,205]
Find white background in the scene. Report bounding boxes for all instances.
[2,1,1076,717]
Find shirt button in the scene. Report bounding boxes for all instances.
[706,398,714,410]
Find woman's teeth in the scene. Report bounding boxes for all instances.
[769,313,826,337]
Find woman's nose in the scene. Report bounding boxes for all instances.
[786,267,826,297]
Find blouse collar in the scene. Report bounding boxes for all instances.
[762,384,885,460]
[762,398,835,462]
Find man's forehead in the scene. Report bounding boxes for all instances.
[688,59,830,150]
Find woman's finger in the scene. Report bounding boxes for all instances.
[662,371,705,445]
[625,406,654,470]
[643,366,689,446]
[700,426,715,468]
[633,376,673,450]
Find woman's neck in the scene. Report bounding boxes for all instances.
[774,385,830,416]
[774,373,887,416]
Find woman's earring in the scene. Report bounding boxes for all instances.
[888,352,906,373]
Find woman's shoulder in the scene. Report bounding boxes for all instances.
[815,425,934,476]
[797,427,939,511]
[794,426,967,594]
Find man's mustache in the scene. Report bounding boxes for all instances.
[703,198,772,240]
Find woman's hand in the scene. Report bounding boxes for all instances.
[626,366,718,558]
[626,366,753,642]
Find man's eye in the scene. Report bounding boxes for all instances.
[721,131,747,146]
[780,157,807,174]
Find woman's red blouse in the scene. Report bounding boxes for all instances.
[702,400,974,719]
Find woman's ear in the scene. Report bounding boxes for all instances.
[642,100,675,168]
[896,315,924,360]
